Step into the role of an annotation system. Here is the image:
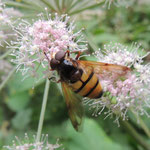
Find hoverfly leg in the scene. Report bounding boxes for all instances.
[66,50,70,57]
[75,51,81,60]
[44,52,50,63]
[66,50,82,60]
[56,79,61,83]
[44,52,52,71]
[50,69,54,71]
[48,76,58,82]
[48,76,54,81]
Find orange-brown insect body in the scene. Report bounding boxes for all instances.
[49,50,130,131]
[50,50,103,99]
[70,63,103,99]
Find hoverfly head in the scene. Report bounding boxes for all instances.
[50,50,66,70]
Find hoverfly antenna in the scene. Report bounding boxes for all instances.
[65,50,70,57]
[44,52,50,63]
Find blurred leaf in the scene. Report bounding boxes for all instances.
[109,126,133,150]
[93,116,134,150]
[63,118,123,150]
[11,109,32,130]
[7,91,30,112]
[0,108,3,126]
[82,56,98,61]
[8,71,44,93]
[94,33,120,44]
[5,0,44,12]
[30,82,67,126]
[84,32,99,52]
[44,82,67,123]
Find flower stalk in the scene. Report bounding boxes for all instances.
[139,117,150,138]
[69,1,104,15]
[36,79,50,142]
[121,120,150,150]
[41,0,56,11]
[0,67,16,91]
[4,1,40,11]
[0,49,13,60]
[132,111,150,138]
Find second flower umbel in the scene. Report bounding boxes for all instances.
[84,43,150,124]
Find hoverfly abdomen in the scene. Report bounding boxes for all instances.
[71,68,103,99]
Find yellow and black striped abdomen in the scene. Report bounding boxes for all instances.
[70,68,103,99]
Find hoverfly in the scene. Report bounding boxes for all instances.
[47,50,130,131]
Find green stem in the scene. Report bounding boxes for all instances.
[132,112,150,138]
[54,0,61,12]
[0,67,16,91]
[36,79,50,142]
[67,0,81,12]
[22,0,44,10]
[83,31,99,52]
[41,0,56,11]
[5,1,39,10]
[65,0,74,13]
[0,49,13,60]
[62,0,66,10]
[69,1,104,15]
[121,120,150,150]
[139,117,150,138]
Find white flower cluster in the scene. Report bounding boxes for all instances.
[0,0,22,46]
[4,134,61,150]
[84,43,150,124]
[0,59,12,82]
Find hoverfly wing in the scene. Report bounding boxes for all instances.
[61,81,83,131]
[77,60,131,77]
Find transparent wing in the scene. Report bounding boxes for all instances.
[61,82,84,131]
[77,60,131,77]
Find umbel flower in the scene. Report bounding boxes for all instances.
[4,133,61,150]
[0,0,11,25]
[0,59,12,82]
[0,0,22,46]
[84,43,150,124]
[10,13,87,79]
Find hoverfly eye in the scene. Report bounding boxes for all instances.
[55,50,66,62]
[50,58,60,70]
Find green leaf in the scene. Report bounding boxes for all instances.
[11,109,32,130]
[63,118,123,150]
[0,109,3,127]
[5,1,42,11]
[8,71,44,93]
[7,91,30,112]
[94,33,120,44]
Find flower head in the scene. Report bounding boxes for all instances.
[84,43,150,124]
[4,133,62,150]
[0,0,10,24]
[0,59,12,82]
[0,0,22,46]
[0,0,22,27]
[10,13,87,79]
